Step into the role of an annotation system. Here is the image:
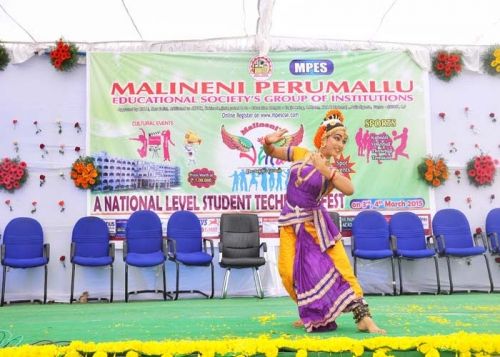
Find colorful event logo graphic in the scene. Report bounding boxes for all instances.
[355,127,409,164]
[129,128,175,161]
[249,56,273,80]
[333,153,356,179]
[220,124,304,166]
[289,59,334,75]
[187,168,217,188]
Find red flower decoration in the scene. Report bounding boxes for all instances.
[475,227,483,235]
[59,255,66,268]
[74,122,82,133]
[454,169,461,184]
[12,119,18,127]
[39,174,46,187]
[438,112,446,121]
[444,196,451,203]
[4,199,13,211]
[466,155,497,187]
[0,158,28,192]
[49,39,79,71]
[58,200,65,212]
[490,112,497,123]
[40,143,49,158]
[432,51,463,81]
[31,201,37,214]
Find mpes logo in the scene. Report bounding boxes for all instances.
[289,59,334,75]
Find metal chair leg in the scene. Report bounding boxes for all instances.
[209,262,214,299]
[110,265,114,303]
[70,263,76,303]
[446,256,453,294]
[1,266,6,306]
[397,257,403,295]
[222,268,231,299]
[253,267,264,299]
[43,265,48,304]
[390,256,397,295]
[433,256,441,295]
[483,254,494,293]
[175,262,180,300]
[125,264,129,302]
[162,263,167,301]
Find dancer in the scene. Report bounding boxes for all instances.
[261,109,385,333]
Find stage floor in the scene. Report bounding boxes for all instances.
[1,293,499,344]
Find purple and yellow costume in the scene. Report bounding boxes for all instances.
[278,147,365,332]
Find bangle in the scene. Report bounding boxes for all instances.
[264,136,272,145]
[329,169,338,181]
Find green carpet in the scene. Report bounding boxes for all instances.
[1,294,499,345]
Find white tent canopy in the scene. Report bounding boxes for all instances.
[1,0,499,67]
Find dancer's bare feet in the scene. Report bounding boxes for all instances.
[292,319,304,328]
[357,316,386,334]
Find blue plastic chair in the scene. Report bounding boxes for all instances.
[351,210,396,295]
[485,208,500,255]
[432,208,493,293]
[166,211,214,300]
[389,212,440,295]
[124,210,167,302]
[70,216,114,303]
[1,217,50,306]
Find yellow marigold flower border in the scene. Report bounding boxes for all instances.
[0,332,499,357]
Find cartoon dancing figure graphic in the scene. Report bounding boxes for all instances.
[184,131,202,166]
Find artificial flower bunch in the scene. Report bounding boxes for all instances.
[0,158,28,192]
[481,45,500,76]
[0,42,10,71]
[432,51,463,81]
[466,155,497,187]
[71,156,100,189]
[49,38,79,71]
[417,156,449,187]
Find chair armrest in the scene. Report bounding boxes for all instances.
[260,242,267,253]
[70,242,76,260]
[218,241,223,253]
[426,235,437,252]
[109,242,115,260]
[166,237,176,259]
[486,232,500,253]
[435,234,445,253]
[123,240,128,261]
[473,232,487,248]
[44,243,50,261]
[389,234,397,251]
[202,238,215,257]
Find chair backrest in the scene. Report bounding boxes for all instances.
[3,217,44,260]
[220,213,260,259]
[485,208,500,251]
[125,210,163,253]
[389,212,426,250]
[352,210,390,250]
[432,209,473,251]
[329,211,341,230]
[167,210,202,253]
[72,216,110,258]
